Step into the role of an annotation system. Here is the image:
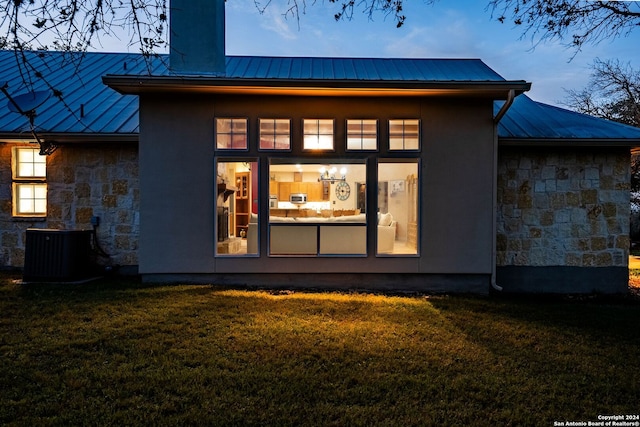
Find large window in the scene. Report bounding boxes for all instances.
[12,147,47,217]
[377,161,419,255]
[303,119,334,150]
[347,119,377,150]
[259,119,291,150]
[389,119,420,150]
[268,161,366,256]
[215,160,258,256]
[215,118,248,150]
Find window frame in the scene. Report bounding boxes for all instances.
[215,117,249,151]
[214,158,260,257]
[388,119,420,151]
[12,147,47,217]
[346,119,378,151]
[302,118,335,151]
[376,158,420,257]
[258,118,292,151]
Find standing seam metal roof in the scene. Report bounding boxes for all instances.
[1,50,639,141]
[496,95,640,140]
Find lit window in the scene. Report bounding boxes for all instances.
[215,160,259,256]
[259,119,291,150]
[303,119,334,150]
[377,161,419,255]
[268,161,367,256]
[389,119,420,150]
[12,147,47,216]
[347,119,377,150]
[215,118,248,150]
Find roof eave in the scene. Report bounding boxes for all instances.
[102,75,531,98]
[0,132,139,144]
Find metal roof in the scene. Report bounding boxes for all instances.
[222,56,507,81]
[0,50,639,144]
[496,95,640,142]
[0,50,164,138]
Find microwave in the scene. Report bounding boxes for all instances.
[289,193,307,204]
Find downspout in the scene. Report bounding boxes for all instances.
[491,89,515,292]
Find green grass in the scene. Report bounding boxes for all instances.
[1,272,639,426]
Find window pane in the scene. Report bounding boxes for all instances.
[362,137,377,150]
[232,120,247,133]
[268,161,366,255]
[217,134,231,149]
[19,185,34,199]
[231,134,247,149]
[34,199,47,213]
[389,137,404,151]
[216,118,247,150]
[317,120,333,134]
[215,160,258,256]
[260,135,276,150]
[19,199,34,214]
[274,136,290,150]
[362,120,377,133]
[346,139,361,151]
[33,163,46,177]
[377,162,418,255]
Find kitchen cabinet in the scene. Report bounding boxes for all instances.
[269,181,279,198]
[277,182,326,202]
[306,182,324,201]
[278,182,291,201]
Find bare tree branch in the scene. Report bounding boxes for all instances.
[488,0,640,53]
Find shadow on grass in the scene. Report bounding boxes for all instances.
[2,272,640,425]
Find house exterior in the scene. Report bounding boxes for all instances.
[1,0,639,293]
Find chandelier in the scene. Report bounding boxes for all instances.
[318,166,346,183]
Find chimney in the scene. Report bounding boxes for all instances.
[170,0,226,75]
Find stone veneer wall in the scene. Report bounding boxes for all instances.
[0,143,139,271]
[497,147,630,268]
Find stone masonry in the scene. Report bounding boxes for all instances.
[497,147,630,268]
[0,143,139,271]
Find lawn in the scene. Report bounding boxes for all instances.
[1,272,639,426]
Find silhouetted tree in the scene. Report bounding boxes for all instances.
[488,0,640,53]
[564,58,640,239]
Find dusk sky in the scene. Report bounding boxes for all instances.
[219,0,639,107]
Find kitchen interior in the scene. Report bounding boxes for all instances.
[268,162,366,216]
[216,161,417,255]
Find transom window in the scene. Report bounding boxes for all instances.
[215,118,248,150]
[12,147,47,217]
[389,119,420,150]
[303,119,334,150]
[259,119,291,150]
[347,119,377,150]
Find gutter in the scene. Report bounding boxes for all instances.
[491,89,516,292]
[494,89,515,124]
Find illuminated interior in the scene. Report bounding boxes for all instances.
[215,160,418,256]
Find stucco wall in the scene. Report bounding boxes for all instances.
[497,147,630,268]
[138,93,496,280]
[0,143,139,270]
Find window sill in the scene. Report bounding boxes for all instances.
[12,216,47,222]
